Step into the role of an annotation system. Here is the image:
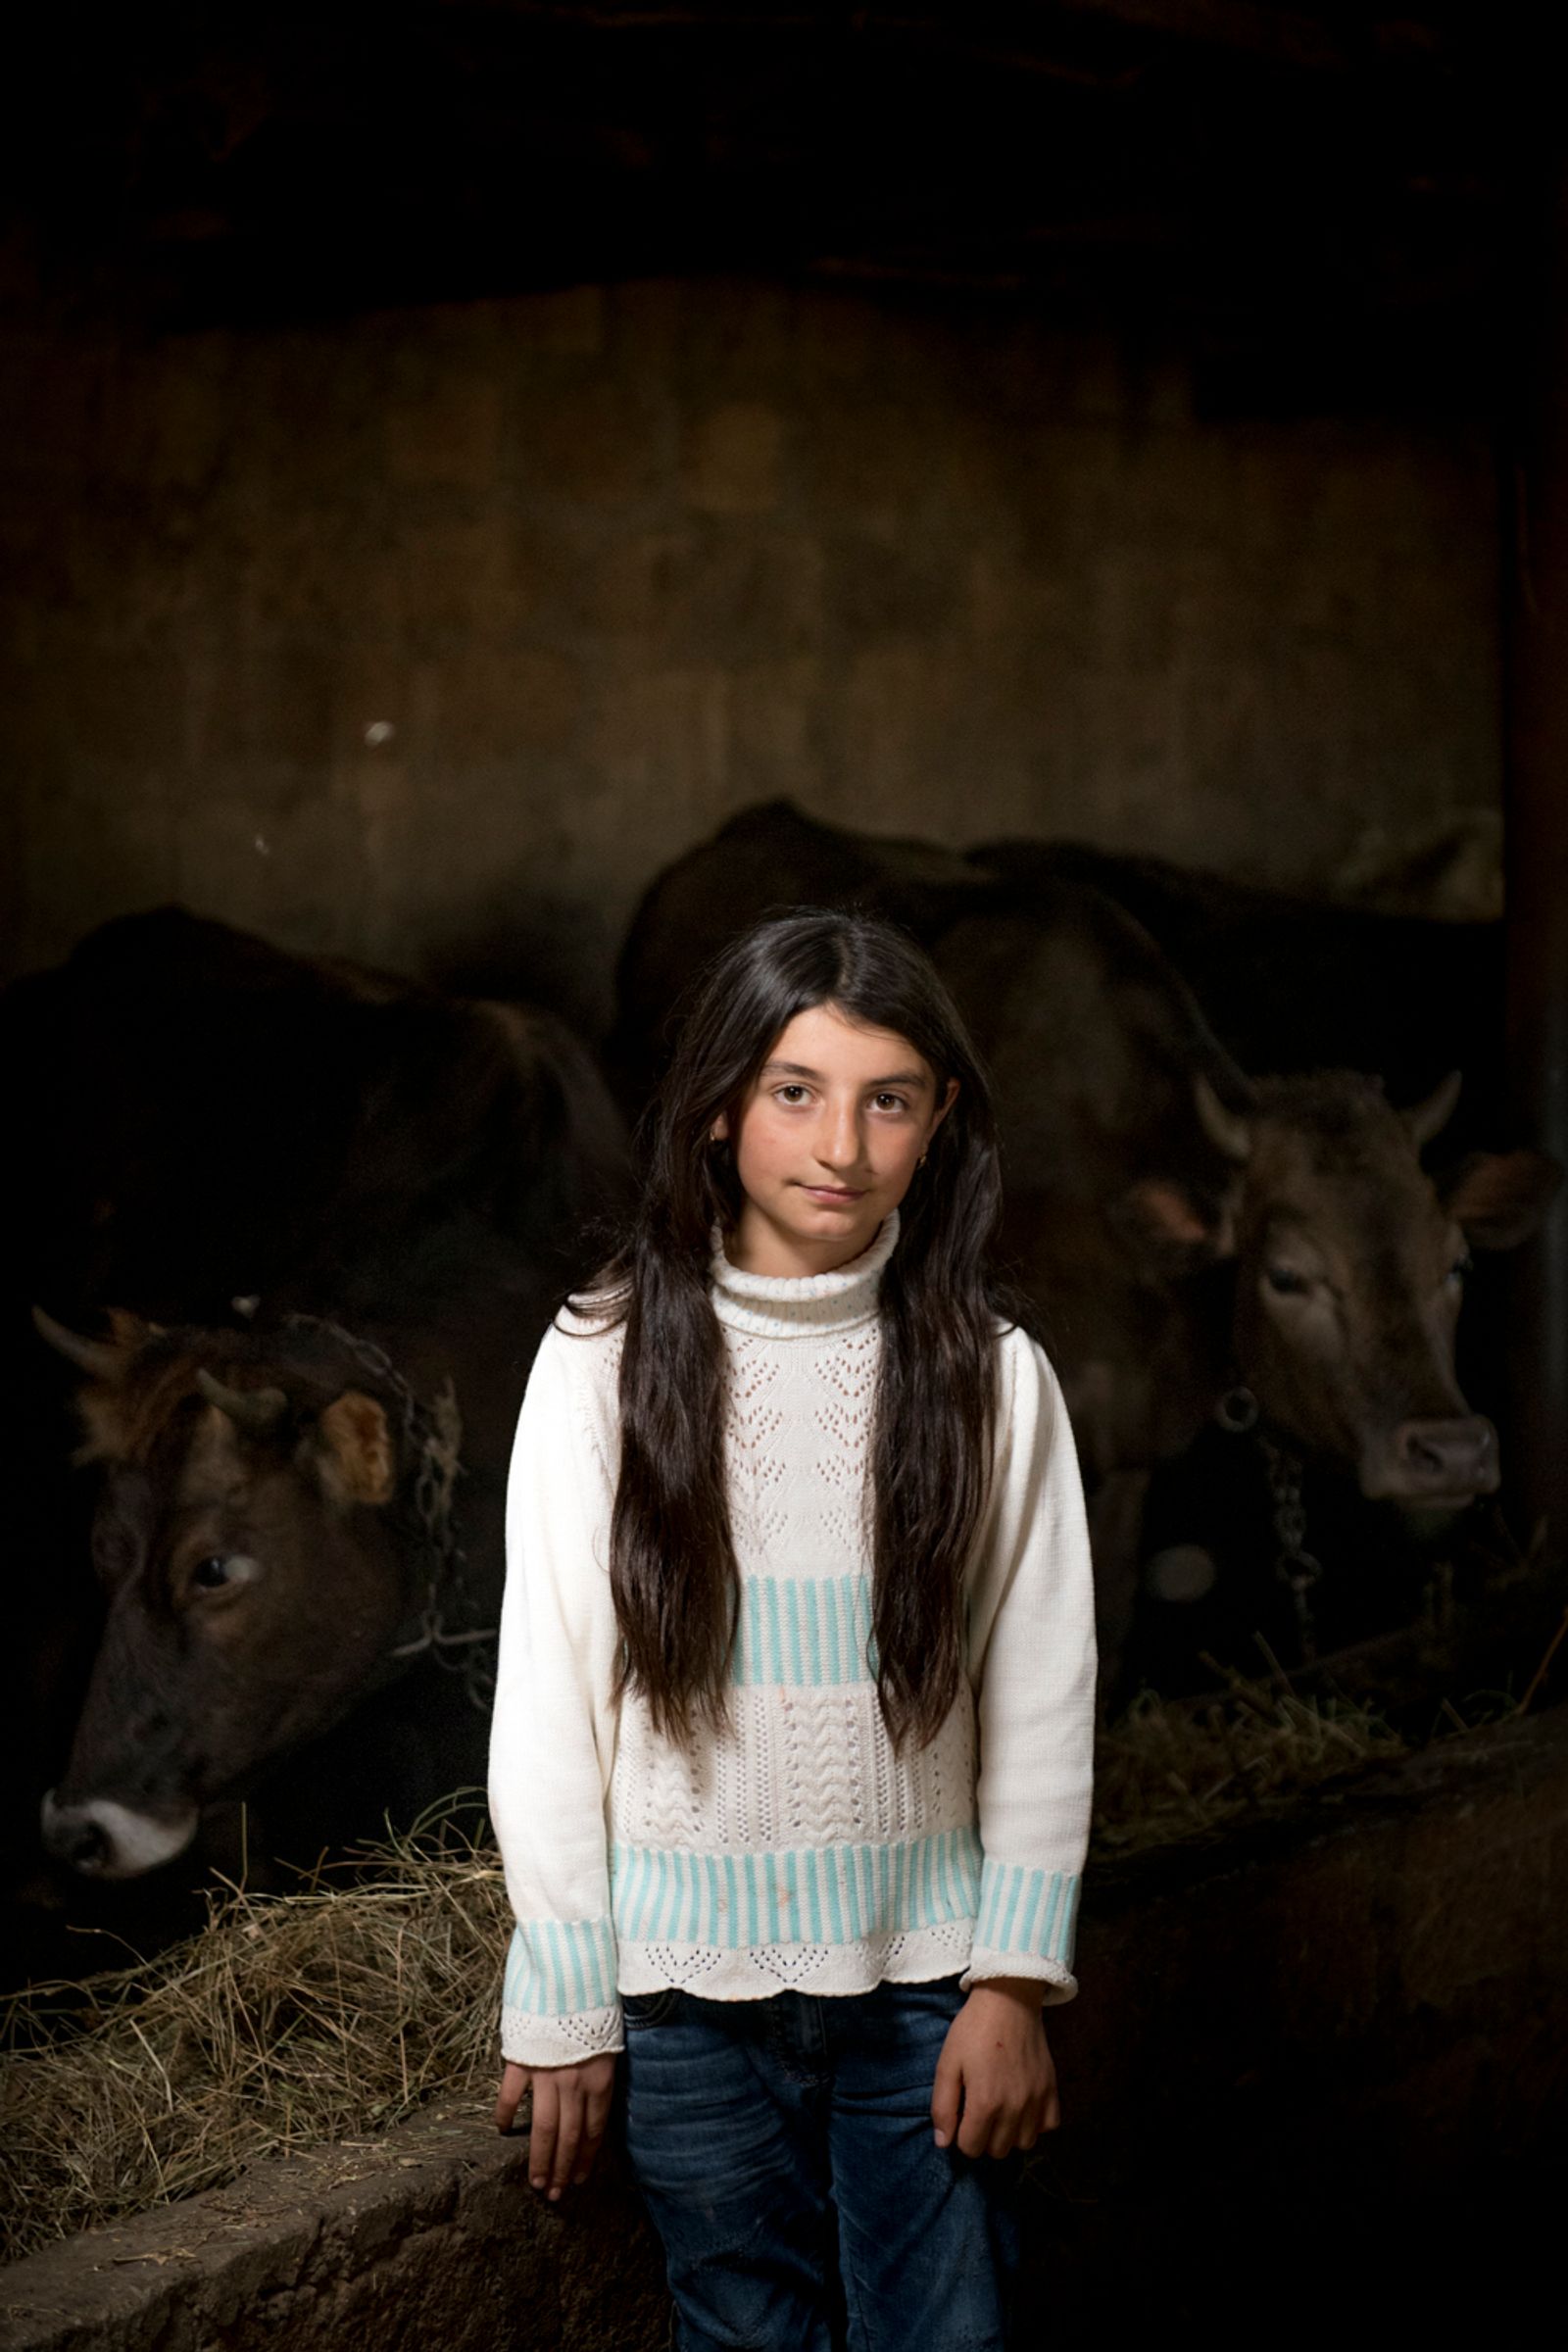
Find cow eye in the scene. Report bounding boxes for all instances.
[1265,1265,1310,1296]
[191,1553,261,1592]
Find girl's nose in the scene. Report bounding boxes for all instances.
[817,1102,862,1169]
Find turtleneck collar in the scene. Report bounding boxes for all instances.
[710,1208,900,1341]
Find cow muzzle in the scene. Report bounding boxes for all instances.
[40,1790,200,1880]
[1361,1415,1499,1505]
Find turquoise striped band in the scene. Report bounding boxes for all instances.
[611,1825,983,1949]
[503,1915,617,2016]
[972,1860,1080,1970]
[730,1574,879,1686]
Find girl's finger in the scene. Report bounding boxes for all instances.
[931,2047,963,2147]
[585,2074,615,2144]
[573,2079,615,2183]
[493,2062,529,2134]
[528,2077,561,2191]
[550,2079,587,2194]
[1007,2097,1054,2151]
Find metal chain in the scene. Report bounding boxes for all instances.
[1256,1430,1322,1664]
[278,1311,499,1711]
[1214,1385,1322,1664]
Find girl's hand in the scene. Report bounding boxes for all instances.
[494,2054,618,2199]
[931,1979,1059,2158]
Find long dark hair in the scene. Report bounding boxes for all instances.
[584,908,1019,1754]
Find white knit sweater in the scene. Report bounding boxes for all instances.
[488,1211,1098,2069]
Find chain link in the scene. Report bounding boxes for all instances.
[1256,1428,1322,1664]
[280,1311,498,1712]
[1214,1384,1321,1664]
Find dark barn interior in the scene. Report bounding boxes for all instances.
[3,2,1567,2338]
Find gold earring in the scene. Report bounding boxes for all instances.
[918,1150,928,1167]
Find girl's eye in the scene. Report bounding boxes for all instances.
[872,1093,909,1113]
[775,1085,810,1105]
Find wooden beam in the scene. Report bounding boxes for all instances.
[434,1,1457,78]
[1503,155,1568,1558]
[1040,0,1446,72]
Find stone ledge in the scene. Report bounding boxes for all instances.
[0,2098,667,2352]
[5,1705,1567,2348]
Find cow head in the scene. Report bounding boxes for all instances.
[33,1311,413,1879]
[1200,1070,1558,1505]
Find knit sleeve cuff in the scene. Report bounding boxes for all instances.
[960,1860,1082,2004]
[501,2000,624,2068]
[500,1917,623,2065]
[960,1953,1078,2006]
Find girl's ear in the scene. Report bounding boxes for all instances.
[710,1110,730,1142]
[929,1077,958,1136]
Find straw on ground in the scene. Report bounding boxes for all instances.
[0,1679,1482,2264]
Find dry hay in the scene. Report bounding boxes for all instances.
[1093,1664,1420,1856]
[1,1806,509,2268]
[0,1672,1509,2267]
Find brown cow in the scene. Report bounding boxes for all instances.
[935,904,1557,1670]
[12,910,628,1889]
[613,807,1560,1687]
[34,1313,427,1877]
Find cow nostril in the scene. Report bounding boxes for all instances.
[65,1817,109,1872]
[40,1793,113,1876]
[1393,1417,1496,1491]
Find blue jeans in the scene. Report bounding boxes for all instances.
[615,1974,1023,2351]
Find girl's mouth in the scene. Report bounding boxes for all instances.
[799,1185,867,1204]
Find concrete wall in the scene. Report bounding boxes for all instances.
[1,277,1501,1031]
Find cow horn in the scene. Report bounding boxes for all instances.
[1403,1068,1462,1150]
[31,1306,123,1381]
[1194,1073,1252,1162]
[195,1369,290,1433]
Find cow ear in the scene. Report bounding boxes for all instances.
[1110,1177,1237,1273]
[312,1391,397,1506]
[1441,1150,1564,1250]
[75,1388,134,1463]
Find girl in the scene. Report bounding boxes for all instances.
[489,910,1097,2351]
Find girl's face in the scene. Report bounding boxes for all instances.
[715,1001,957,1278]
